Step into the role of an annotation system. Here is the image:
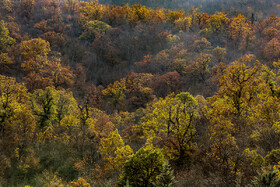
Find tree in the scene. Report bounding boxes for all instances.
[212,46,226,63]
[20,38,50,72]
[174,16,192,31]
[99,129,133,174]
[42,32,66,50]
[141,92,198,161]
[20,39,74,90]
[249,65,280,152]
[0,75,35,140]
[107,4,131,25]
[40,56,75,88]
[190,7,208,30]
[20,38,50,61]
[117,146,172,187]
[79,20,112,41]
[215,55,261,115]
[264,38,280,61]
[23,72,54,91]
[206,55,262,185]
[0,53,13,69]
[185,53,212,83]
[203,12,229,35]
[74,100,114,156]
[151,71,183,98]
[201,12,229,44]
[123,72,155,111]
[31,87,77,131]
[0,75,35,180]
[102,79,126,111]
[31,87,59,129]
[0,0,13,14]
[166,10,184,24]
[227,14,252,49]
[19,0,35,20]
[249,168,280,187]
[207,103,240,185]
[0,20,15,52]
[79,0,105,23]
[192,37,212,52]
[129,4,151,23]
[153,162,177,187]
[70,177,90,187]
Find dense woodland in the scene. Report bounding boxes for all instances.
[0,0,280,186]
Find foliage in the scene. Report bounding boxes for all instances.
[0,75,36,184]
[70,177,91,187]
[0,20,15,52]
[20,38,50,61]
[117,146,173,187]
[99,129,133,172]
[79,20,112,41]
[153,162,177,187]
[249,168,280,187]
[0,0,280,186]
[203,12,229,35]
[102,79,126,111]
[141,92,198,160]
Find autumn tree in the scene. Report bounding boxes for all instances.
[0,21,14,74]
[205,12,229,34]
[215,55,261,115]
[0,0,13,14]
[249,168,280,187]
[206,55,262,185]
[192,37,212,52]
[30,87,77,140]
[20,38,51,72]
[106,4,131,25]
[102,79,126,111]
[74,100,114,157]
[123,72,155,111]
[79,0,105,23]
[99,129,133,176]
[153,42,190,75]
[31,87,60,130]
[0,20,15,52]
[190,7,208,30]
[79,20,112,41]
[174,16,192,31]
[185,53,212,83]
[249,63,280,152]
[20,38,74,90]
[129,4,151,23]
[212,46,226,63]
[42,32,66,50]
[264,38,280,61]
[202,12,229,44]
[0,75,36,180]
[166,10,184,24]
[141,92,198,162]
[227,14,253,49]
[151,71,183,98]
[117,146,173,187]
[19,0,35,20]
[40,56,75,88]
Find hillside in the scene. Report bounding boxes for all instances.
[0,0,280,186]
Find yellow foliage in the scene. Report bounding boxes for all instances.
[244,148,264,167]
[71,177,90,187]
[99,129,133,171]
[175,16,192,31]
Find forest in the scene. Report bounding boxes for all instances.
[0,0,280,186]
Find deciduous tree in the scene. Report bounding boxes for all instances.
[141,92,198,161]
